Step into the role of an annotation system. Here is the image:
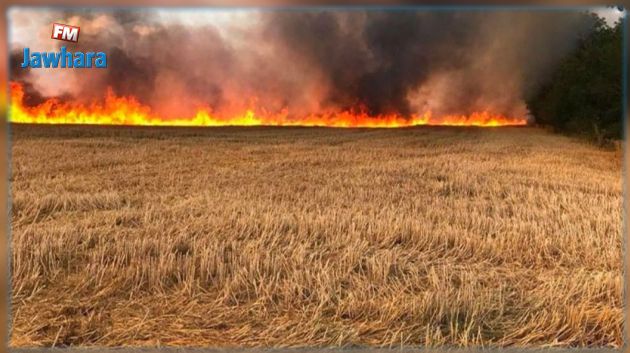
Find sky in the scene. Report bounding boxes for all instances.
[594,6,625,26]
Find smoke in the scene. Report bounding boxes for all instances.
[9,8,599,120]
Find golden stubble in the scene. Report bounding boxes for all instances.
[8,125,623,348]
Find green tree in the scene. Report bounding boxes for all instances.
[528,13,623,143]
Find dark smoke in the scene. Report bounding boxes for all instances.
[10,9,600,119]
[9,51,45,106]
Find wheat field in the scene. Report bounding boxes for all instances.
[8,124,623,348]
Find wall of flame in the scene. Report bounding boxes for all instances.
[9,82,527,128]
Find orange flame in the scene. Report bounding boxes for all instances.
[9,82,527,128]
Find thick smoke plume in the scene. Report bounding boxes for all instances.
[9,9,599,120]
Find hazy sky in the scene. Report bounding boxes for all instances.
[594,6,625,26]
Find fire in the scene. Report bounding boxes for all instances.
[9,82,527,128]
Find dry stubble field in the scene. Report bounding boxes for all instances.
[9,124,623,348]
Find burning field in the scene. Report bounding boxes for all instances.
[9,82,527,128]
[9,124,622,347]
[9,9,599,129]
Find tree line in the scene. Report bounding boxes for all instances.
[527,13,623,144]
